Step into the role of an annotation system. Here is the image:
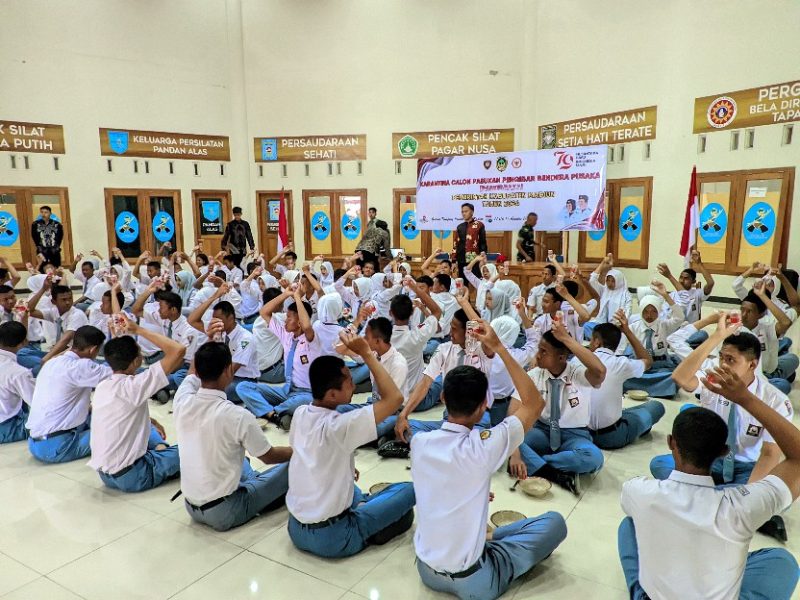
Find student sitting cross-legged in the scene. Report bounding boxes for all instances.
[619,360,800,600]
[588,312,665,450]
[88,315,185,492]
[507,320,606,495]
[286,331,416,559]
[412,319,567,600]
[0,322,36,443]
[174,342,292,532]
[26,325,111,463]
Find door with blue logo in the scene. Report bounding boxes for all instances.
[192,190,232,258]
[257,190,294,260]
[105,189,183,260]
[302,189,367,260]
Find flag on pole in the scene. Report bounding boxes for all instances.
[679,166,699,266]
[277,188,289,252]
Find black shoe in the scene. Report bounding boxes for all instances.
[377,440,410,459]
[152,390,171,405]
[278,414,293,431]
[264,412,281,426]
[554,472,581,496]
[757,515,788,543]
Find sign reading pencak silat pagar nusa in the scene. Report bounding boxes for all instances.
[693,79,800,133]
[254,135,367,162]
[538,107,657,149]
[392,129,515,159]
[99,128,230,161]
[415,146,607,232]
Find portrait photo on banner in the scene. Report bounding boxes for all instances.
[414,146,607,232]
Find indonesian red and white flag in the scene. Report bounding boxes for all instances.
[277,188,289,252]
[679,166,699,266]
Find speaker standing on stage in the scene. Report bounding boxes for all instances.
[453,202,487,286]
[221,207,255,268]
[31,206,64,268]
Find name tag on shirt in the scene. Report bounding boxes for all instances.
[656,341,665,350]
[568,397,579,409]
[746,424,763,437]
[300,355,309,364]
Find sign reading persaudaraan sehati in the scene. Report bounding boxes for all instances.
[99,128,230,161]
[254,135,367,162]
[538,106,657,149]
[392,129,515,159]
[693,79,800,133]
[0,120,65,154]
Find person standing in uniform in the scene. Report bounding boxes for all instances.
[31,206,64,268]
[453,203,487,287]
[516,212,540,263]
[221,207,255,269]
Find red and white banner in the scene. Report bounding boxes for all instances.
[277,188,289,251]
[679,166,699,264]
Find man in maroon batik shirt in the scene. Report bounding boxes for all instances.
[453,203,487,287]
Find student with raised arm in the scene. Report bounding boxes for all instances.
[526,264,556,317]
[507,321,606,495]
[174,342,292,532]
[286,332,416,558]
[0,322,36,443]
[620,359,800,600]
[88,315,184,492]
[235,285,321,430]
[268,243,297,277]
[27,275,89,364]
[748,280,798,392]
[412,319,567,600]
[588,313,665,450]
[657,249,715,325]
[0,256,21,288]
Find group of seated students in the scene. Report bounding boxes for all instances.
[0,242,799,600]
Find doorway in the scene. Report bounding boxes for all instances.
[191,189,232,257]
[104,188,183,260]
[256,190,295,259]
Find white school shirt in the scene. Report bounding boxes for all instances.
[372,283,402,319]
[238,279,261,317]
[87,362,169,474]
[533,301,595,343]
[26,352,112,437]
[0,349,35,422]
[412,416,525,573]
[88,308,137,340]
[287,404,377,523]
[526,282,552,315]
[174,375,272,505]
[489,327,539,399]
[621,472,792,600]
[140,303,202,362]
[268,317,322,389]
[224,325,260,379]
[741,318,779,374]
[627,303,685,358]
[668,287,707,323]
[188,286,243,323]
[372,346,409,399]
[694,368,792,462]
[425,341,494,407]
[40,305,88,338]
[221,265,243,288]
[392,316,439,392]
[589,348,646,430]
[75,272,102,297]
[729,277,797,320]
[514,362,595,428]
[253,314,285,371]
[430,291,458,338]
[312,320,349,358]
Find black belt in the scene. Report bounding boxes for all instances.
[28,340,45,345]
[493,396,512,403]
[594,419,622,435]
[299,509,350,530]
[432,557,483,579]
[102,463,135,478]
[187,496,227,512]
[31,427,77,442]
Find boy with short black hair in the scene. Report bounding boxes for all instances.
[88,316,185,492]
[27,277,89,363]
[527,264,557,317]
[0,322,35,443]
[174,342,292,531]
[286,333,416,558]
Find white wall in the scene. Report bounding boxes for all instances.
[1,0,799,295]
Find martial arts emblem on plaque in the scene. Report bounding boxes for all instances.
[707,96,737,129]
[496,156,508,172]
[483,160,492,170]
[108,130,129,155]
[540,124,557,149]
[397,135,418,158]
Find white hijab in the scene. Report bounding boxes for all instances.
[317,292,343,324]
[638,294,663,327]
[491,316,520,348]
[598,268,631,323]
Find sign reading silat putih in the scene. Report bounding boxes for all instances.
[254,135,367,162]
[99,128,230,161]
[0,120,65,154]
[392,129,515,159]
[692,79,800,133]
[415,146,607,232]
[538,107,657,149]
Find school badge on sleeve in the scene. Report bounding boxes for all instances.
[480,430,492,440]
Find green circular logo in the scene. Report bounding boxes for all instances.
[397,135,419,158]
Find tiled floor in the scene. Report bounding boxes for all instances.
[2,383,800,600]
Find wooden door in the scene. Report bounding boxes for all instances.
[104,188,182,261]
[256,190,294,259]
[302,189,367,261]
[192,190,232,257]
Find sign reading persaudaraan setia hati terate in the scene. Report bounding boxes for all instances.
[254,135,367,162]
[693,79,800,133]
[0,120,65,154]
[392,129,515,159]
[99,128,231,161]
[538,106,657,149]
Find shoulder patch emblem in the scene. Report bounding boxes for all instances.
[737,486,751,496]
[241,341,249,350]
[480,430,491,440]
[745,424,763,437]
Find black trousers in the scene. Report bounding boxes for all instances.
[39,248,62,268]
[457,262,482,288]
[229,253,246,268]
